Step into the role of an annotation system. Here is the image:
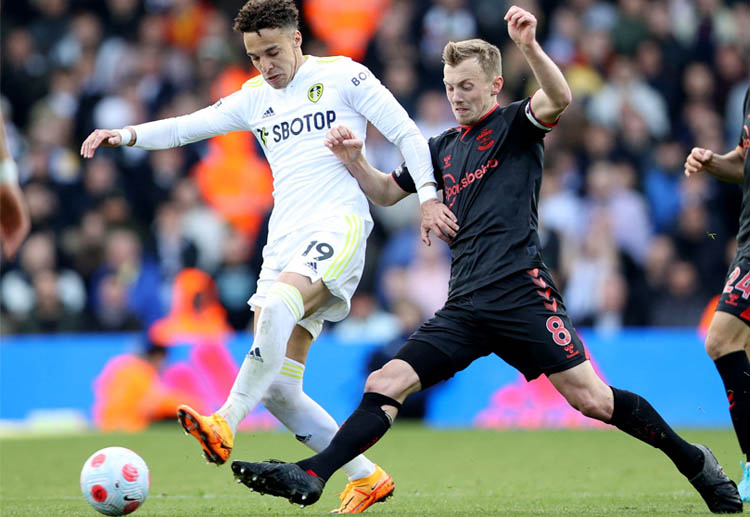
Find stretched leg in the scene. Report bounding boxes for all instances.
[231,359,419,506]
[296,359,419,481]
[705,312,750,460]
[230,305,481,507]
[705,311,750,502]
[549,360,742,513]
[260,324,378,482]
[179,273,328,464]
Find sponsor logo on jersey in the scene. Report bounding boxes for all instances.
[308,83,324,103]
[350,71,369,87]
[443,158,499,208]
[443,155,452,168]
[262,107,275,118]
[257,110,337,145]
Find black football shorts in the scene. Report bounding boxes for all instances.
[394,267,587,389]
[716,255,750,326]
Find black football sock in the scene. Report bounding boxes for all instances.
[296,392,401,482]
[609,387,704,479]
[714,350,750,462]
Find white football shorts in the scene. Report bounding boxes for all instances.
[248,214,373,340]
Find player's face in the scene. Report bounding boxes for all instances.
[243,28,303,89]
[443,58,503,126]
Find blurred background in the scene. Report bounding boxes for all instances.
[1,0,748,433]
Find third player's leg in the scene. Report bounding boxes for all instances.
[705,311,750,360]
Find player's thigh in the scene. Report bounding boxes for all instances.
[283,215,372,323]
[709,257,750,358]
[478,268,586,381]
[393,300,489,390]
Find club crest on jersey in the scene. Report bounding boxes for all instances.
[308,83,324,103]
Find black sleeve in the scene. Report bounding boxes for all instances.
[391,162,416,193]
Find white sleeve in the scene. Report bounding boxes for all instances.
[341,62,437,200]
[130,89,251,150]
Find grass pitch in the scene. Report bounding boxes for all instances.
[0,424,742,516]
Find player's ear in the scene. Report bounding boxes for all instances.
[293,30,302,48]
[491,76,504,96]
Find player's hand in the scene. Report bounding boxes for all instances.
[505,5,537,47]
[80,129,123,159]
[0,182,30,260]
[684,147,713,177]
[325,125,363,165]
[420,198,459,246]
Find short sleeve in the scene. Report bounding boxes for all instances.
[506,96,557,142]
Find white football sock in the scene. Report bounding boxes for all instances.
[218,283,303,434]
[262,357,376,481]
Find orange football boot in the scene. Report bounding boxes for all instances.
[331,465,394,513]
[177,405,233,465]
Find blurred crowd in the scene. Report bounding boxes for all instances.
[1,0,749,338]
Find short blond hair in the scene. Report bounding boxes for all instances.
[442,39,502,79]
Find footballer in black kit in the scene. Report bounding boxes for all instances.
[231,7,743,513]
[717,89,750,322]
[686,85,750,501]
[390,98,586,387]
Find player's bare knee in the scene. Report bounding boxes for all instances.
[704,332,741,360]
[364,360,418,400]
[567,389,610,420]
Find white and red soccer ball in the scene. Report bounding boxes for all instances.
[80,447,150,516]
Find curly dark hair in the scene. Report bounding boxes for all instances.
[233,0,299,34]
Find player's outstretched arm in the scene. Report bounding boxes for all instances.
[505,5,572,124]
[684,146,744,184]
[325,125,408,206]
[81,92,250,159]
[0,115,30,259]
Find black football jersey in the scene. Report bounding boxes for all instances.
[736,87,750,256]
[393,97,553,300]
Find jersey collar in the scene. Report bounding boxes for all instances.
[285,55,312,89]
[459,104,499,140]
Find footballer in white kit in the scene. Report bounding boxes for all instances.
[102,53,436,337]
[80,0,457,513]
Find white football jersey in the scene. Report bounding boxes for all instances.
[131,56,434,246]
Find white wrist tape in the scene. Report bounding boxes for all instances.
[116,128,133,147]
[417,183,438,204]
[0,158,19,185]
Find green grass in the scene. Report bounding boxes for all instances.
[0,424,742,516]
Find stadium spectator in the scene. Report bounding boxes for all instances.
[1,231,86,321]
[89,227,164,327]
[13,268,86,333]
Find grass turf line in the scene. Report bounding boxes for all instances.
[0,424,741,515]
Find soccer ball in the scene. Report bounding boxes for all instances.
[80,447,150,516]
